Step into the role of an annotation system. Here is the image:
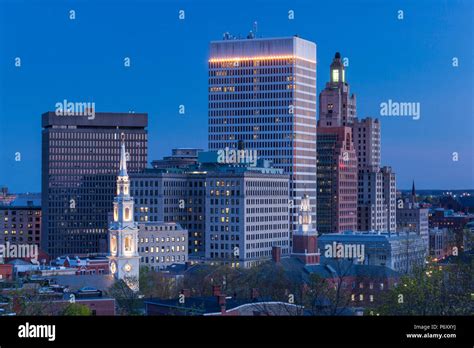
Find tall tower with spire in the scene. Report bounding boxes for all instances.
[318,52,357,127]
[292,194,320,265]
[108,133,140,291]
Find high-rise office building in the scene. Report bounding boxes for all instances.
[132,150,290,266]
[357,169,386,231]
[205,166,289,268]
[130,170,206,258]
[208,35,317,236]
[352,117,381,170]
[317,53,358,233]
[41,112,147,257]
[382,166,397,232]
[316,126,358,233]
[353,119,396,232]
[318,53,396,233]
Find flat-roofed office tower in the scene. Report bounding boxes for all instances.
[353,117,397,232]
[41,112,148,257]
[208,35,317,236]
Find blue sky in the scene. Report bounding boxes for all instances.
[0,0,472,192]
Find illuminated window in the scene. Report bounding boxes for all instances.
[111,236,117,253]
[124,236,132,252]
[332,69,339,83]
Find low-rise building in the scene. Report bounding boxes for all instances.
[318,231,426,274]
[0,264,13,281]
[429,227,454,260]
[429,208,474,251]
[0,196,41,247]
[397,205,429,252]
[53,256,110,275]
[145,285,303,316]
[138,222,188,270]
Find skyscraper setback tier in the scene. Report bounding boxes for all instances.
[316,127,358,234]
[41,112,148,257]
[208,36,317,235]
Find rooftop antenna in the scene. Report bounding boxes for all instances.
[253,21,258,37]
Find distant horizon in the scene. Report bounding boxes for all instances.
[2,185,473,195]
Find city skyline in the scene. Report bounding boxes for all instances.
[0,0,473,192]
[0,1,472,337]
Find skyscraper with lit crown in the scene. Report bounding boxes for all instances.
[318,52,356,127]
[208,35,317,240]
[108,134,140,291]
[317,53,358,234]
[318,52,396,233]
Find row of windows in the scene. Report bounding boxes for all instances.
[1,236,40,242]
[139,236,184,243]
[48,132,146,140]
[3,230,40,235]
[3,217,41,224]
[209,225,240,232]
[209,57,315,69]
[209,98,316,109]
[209,108,314,117]
[1,211,40,216]
[140,245,186,253]
[141,255,185,263]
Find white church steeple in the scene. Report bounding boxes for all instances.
[108,133,140,291]
[292,193,320,265]
[297,193,316,236]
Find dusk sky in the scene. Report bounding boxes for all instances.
[0,0,472,192]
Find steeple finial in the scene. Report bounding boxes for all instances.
[119,133,128,177]
[411,180,416,204]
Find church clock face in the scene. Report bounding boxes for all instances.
[123,263,132,273]
[110,261,117,274]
